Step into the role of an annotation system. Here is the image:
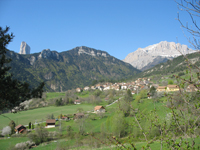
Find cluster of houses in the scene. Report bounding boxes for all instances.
[76,78,152,94]
[76,77,198,95]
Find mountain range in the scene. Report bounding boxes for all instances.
[6,46,140,92]
[123,41,196,71]
[6,41,198,92]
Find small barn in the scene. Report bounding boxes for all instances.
[94,106,105,113]
[15,124,26,134]
[74,100,81,104]
[46,119,56,128]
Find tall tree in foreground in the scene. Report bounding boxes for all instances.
[0,26,44,111]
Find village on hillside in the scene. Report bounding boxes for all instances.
[10,76,198,136]
[76,77,197,94]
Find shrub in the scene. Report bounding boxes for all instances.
[14,141,35,150]
[28,125,49,145]
[9,120,16,134]
[1,126,11,136]
[178,72,185,76]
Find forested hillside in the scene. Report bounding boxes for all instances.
[6,46,140,92]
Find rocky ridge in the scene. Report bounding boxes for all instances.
[123,41,195,71]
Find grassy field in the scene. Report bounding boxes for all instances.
[76,90,91,98]
[0,91,181,150]
[25,137,200,150]
[0,137,28,150]
[0,94,197,150]
[0,104,94,129]
[45,92,66,100]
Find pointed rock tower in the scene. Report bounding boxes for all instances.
[19,41,30,54]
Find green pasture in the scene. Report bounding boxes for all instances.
[0,137,28,150]
[45,104,117,134]
[76,90,91,98]
[30,137,200,150]
[0,104,94,129]
[132,98,170,119]
[46,92,66,100]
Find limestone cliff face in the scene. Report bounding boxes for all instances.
[19,41,30,54]
[78,46,109,57]
[38,49,61,60]
[123,41,195,70]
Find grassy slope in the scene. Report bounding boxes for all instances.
[46,92,66,100]
[0,92,178,150]
[0,137,28,150]
[0,104,94,129]
[32,137,200,150]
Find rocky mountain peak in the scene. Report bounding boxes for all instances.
[19,41,30,54]
[38,49,60,60]
[78,46,109,57]
[123,41,195,70]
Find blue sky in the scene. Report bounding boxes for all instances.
[0,0,198,60]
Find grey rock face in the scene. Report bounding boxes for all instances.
[39,49,60,60]
[123,41,195,70]
[78,46,109,57]
[19,41,30,54]
[44,72,54,80]
[28,56,36,65]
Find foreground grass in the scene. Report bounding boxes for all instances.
[29,136,200,150]
[0,104,94,129]
[0,96,196,150]
[0,137,28,150]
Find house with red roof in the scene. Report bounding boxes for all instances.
[15,124,26,134]
[94,106,105,113]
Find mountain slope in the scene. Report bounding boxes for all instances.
[6,46,140,92]
[123,41,195,71]
[137,51,200,78]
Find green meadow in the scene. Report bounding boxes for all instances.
[0,104,94,129]
[0,137,28,150]
[0,91,192,150]
[45,92,66,100]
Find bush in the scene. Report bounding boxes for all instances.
[28,125,49,145]
[9,120,16,134]
[14,141,35,150]
[178,72,185,76]
[1,126,11,136]
[168,80,174,85]
[11,133,26,137]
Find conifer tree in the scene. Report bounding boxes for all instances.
[0,26,44,111]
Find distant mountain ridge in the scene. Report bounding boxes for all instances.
[123,41,196,71]
[137,51,200,78]
[6,46,140,92]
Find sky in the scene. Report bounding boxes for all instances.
[1,0,199,60]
